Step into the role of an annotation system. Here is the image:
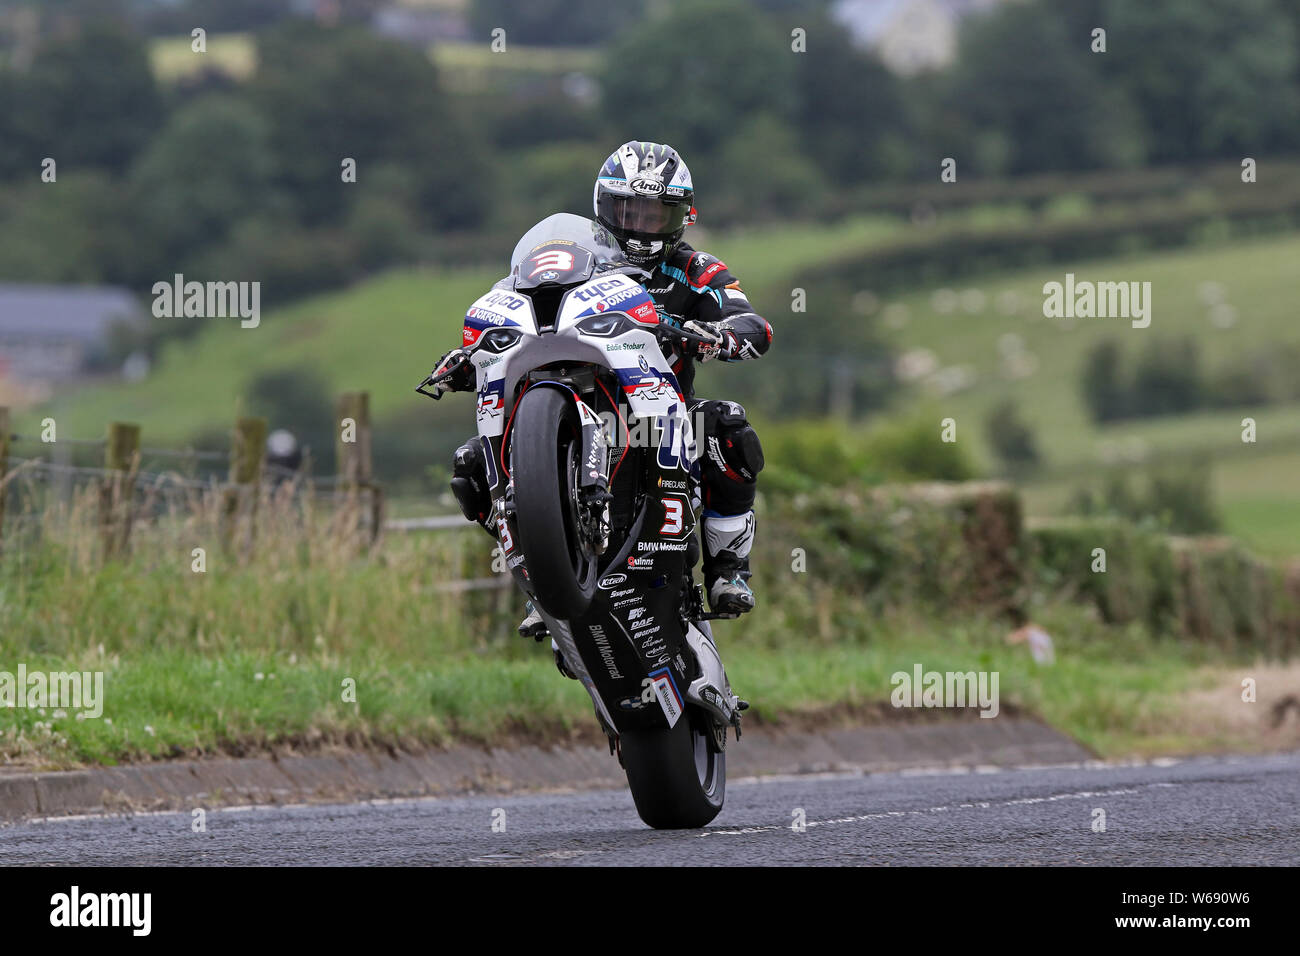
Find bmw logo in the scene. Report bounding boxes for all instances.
[540,270,559,281]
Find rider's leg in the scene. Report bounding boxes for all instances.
[450,437,492,530]
[690,399,764,614]
[450,438,547,638]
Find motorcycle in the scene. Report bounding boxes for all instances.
[417,213,745,829]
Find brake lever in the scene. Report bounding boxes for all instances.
[415,347,476,401]
[656,322,718,347]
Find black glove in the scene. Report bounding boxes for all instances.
[430,347,475,395]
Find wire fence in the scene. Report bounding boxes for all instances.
[0,401,480,557]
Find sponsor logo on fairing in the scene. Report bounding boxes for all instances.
[599,574,628,589]
[476,381,505,422]
[483,291,527,311]
[637,540,689,552]
[574,277,634,302]
[466,307,510,326]
[649,668,682,727]
[589,625,623,680]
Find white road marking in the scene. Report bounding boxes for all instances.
[701,785,1153,837]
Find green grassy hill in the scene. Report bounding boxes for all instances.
[875,233,1300,554]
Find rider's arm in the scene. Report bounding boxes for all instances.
[683,253,773,362]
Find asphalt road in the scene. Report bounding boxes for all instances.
[2,752,1296,866]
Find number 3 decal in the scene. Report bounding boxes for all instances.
[528,250,575,278]
[659,498,684,535]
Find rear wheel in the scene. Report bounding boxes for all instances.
[511,387,598,619]
[620,710,726,829]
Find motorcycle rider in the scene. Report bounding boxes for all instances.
[433,141,772,635]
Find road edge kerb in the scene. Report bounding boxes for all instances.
[0,718,1089,822]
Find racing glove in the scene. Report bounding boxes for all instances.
[429,347,475,395]
[682,320,738,363]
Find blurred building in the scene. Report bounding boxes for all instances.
[372,3,470,45]
[832,0,1005,75]
[0,283,140,388]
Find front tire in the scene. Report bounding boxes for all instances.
[620,711,726,829]
[511,387,598,619]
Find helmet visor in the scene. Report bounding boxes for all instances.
[596,191,687,239]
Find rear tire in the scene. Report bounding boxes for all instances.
[511,387,598,619]
[620,712,726,829]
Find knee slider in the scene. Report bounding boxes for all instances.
[709,403,763,484]
[452,440,484,478]
[450,440,490,522]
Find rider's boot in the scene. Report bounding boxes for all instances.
[701,510,756,615]
[518,600,549,640]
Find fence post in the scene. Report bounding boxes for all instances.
[336,392,382,545]
[230,417,268,486]
[0,406,9,552]
[100,421,140,558]
[223,416,266,555]
[335,392,372,488]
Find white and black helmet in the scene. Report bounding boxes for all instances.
[593,141,696,269]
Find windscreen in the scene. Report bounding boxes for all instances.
[509,213,627,274]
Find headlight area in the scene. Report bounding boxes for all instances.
[575,313,636,337]
[479,327,523,352]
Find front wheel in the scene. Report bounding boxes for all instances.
[511,386,598,619]
[620,711,726,829]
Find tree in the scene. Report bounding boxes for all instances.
[1103,0,1298,159]
[1081,340,1127,423]
[248,24,490,230]
[985,399,1040,470]
[16,20,164,176]
[941,0,1147,174]
[599,0,795,156]
[1131,336,1202,417]
[790,14,912,183]
[129,95,283,267]
[470,0,648,46]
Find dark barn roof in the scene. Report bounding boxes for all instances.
[0,283,141,343]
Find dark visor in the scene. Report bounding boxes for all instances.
[596,192,687,238]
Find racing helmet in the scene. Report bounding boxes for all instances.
[593,141,696,270]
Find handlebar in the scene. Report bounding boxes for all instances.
[415,347,474,400]
[419,317,720,400]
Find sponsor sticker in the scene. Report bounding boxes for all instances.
[649,668,682,727]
